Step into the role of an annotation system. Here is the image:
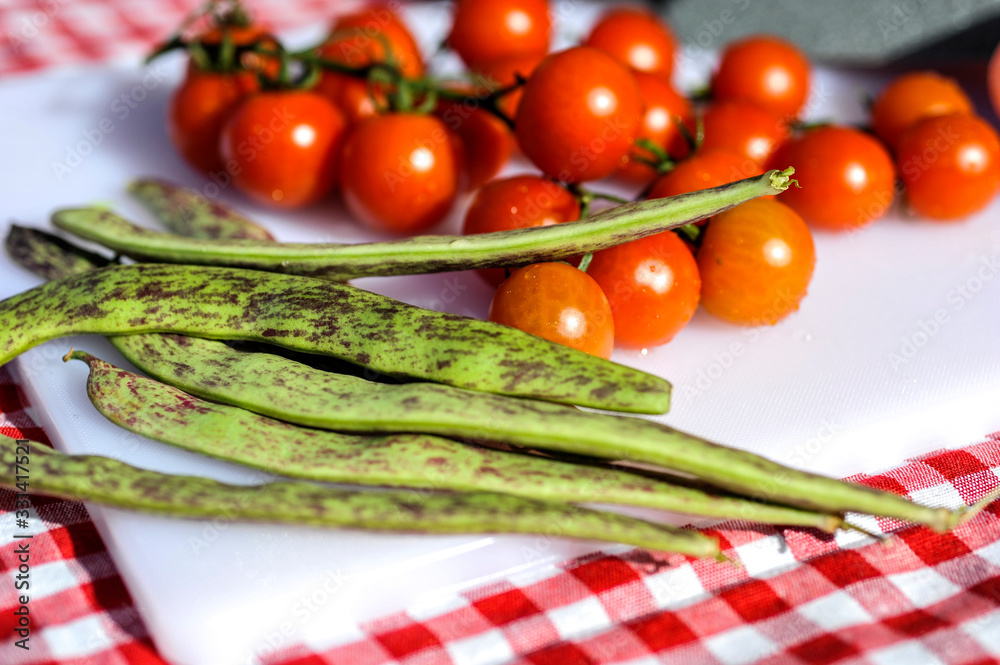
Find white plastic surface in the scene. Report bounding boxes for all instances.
[2,5,1000,664]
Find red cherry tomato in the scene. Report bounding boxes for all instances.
[712,36,811,119]
[448,0,550,69]
[768,126,896,231]
[168,69,258,174]
[647,148,762,200]
[462,176,580,286]
[489,262,614,359]
[435,84,514,190]
[314,73,385,125]
[340,113,464,234]
[700,101,789,169]
[587,231,700,348]
[584,7,678,82]
[617,72,694,182]
[472,53,544,119]
[698,198,815,326]
[324,4,424,78]
[897,114,1000,220]
[220,91,347,208]
[189,24,280,77]
[515,47,643,183]
[872,72,974,151]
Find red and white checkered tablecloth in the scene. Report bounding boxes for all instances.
[3,2,1000,664]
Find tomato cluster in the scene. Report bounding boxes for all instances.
[159,1,1000,360]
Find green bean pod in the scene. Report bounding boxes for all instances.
[69,350,842,532]
[0,262,669,412]
[5,225,114,282]
[53,170,794,281]
[104,333,963,531]
[127,178,275,241]
[0,437,720,557]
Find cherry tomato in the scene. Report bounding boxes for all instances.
[472,53,544,120]
[436,96,513,191]
[897,114,1000,220]
[700,101,789,169]
[587,231,700,348]
[617,72,694,182]
[462,176,580,285]
[712,36,811,119]
[220,91,347,208]
[768,126,895,231]
[515,47,643,183]
[584,7,678,82]
[489,262,614,359]
[314,73,386,125]
[168,69,258,174]
[189,24,280,77]
[871,71,973,151]
[340,113,464,234]
[647,148,761,200]
[324,4,424,78]
[698,198,815,326]
[448,0,550,69]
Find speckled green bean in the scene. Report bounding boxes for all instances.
[0,436,720,556]
[69,350,842,531]
[128,178,275,241]
[0,262,669,412]
[52,170,794,281]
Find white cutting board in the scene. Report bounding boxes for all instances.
[2,4,1000,664]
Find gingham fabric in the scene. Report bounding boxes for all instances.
[3,2,1000,664]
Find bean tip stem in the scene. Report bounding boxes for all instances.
[768,167,798,193]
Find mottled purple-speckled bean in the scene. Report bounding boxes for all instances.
[69,351,842,531]
[52,170,794,281]
[0,262,670,412]
[128,178,275,241]
[0,436,721,556]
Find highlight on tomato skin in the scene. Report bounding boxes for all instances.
[587,231,701,349]
[767,126,896,232]
[896,113,1000,221]
[697,198,816,326]
[488,262,615,359]
[462,176,580,286]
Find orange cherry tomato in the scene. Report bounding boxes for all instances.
[448,0,550,69]
[515,47,643,183]
[462,176,580,286]
[897,114,1000,221]
[340,113,464,234]
[871,71,974,151]
[647,148,762,200]
[584,7,678,82]
[700,101,789,169]
[587,231,700,348]
[698,198,815,326]
[712,35,811,119]
[188,23,280,77]
[323,4,424,78]
[617,72,694,182]
[220,91,347,208]
[768,126,896,231]
[472,53,544,120]
[489,262,614,359]
[168,69,259,174]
